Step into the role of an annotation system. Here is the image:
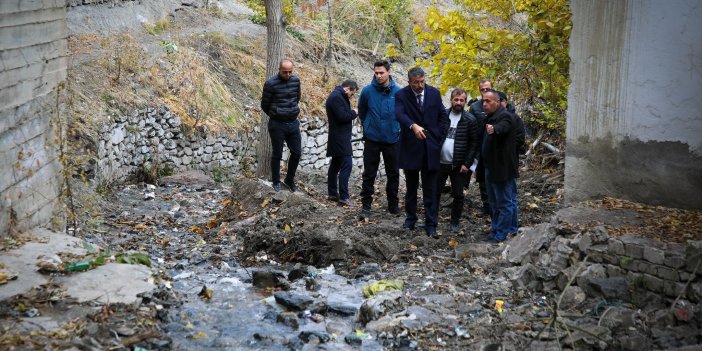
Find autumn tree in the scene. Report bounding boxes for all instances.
[414,0,571,134]
[256,0,286,178]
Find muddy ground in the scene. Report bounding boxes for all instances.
[2,155,701,350]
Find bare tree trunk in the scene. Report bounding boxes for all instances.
[256,0,286,179]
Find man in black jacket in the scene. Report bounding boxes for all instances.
[481,89,519,243]
[437,88,480,233]
[261,59,302,192]
[325,80,358,206]
[497,90,526,235]
[468,80,493,217]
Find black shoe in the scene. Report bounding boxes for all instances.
[273,182,282,192]
[426,227,438,239]
[283,179,297,193]
[327,195,339,201]
[359,207,372,219]
[402,220,416,230]
[388,205,401,215]
[449,222,460,234]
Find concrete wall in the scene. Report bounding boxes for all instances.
[0,0,68,234]
[566,0,702,209]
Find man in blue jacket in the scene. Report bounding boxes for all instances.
[395,67,449,238]
[358,60,402,219]
[261,59,302,192]
[326,80,359,206]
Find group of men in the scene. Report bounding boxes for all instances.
[261,59,524,243]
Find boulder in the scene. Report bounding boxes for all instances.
[504,223,558,265]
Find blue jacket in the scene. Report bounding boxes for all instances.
[395,84,448,171]
[358,77,401,144]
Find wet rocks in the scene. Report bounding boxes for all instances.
[358,290,404,325]
[252,269,289,290]
[273,291,315,311]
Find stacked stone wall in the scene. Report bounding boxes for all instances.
[0,0,68,234]
[96,106,369,183]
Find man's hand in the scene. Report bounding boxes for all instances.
[411,124,427,140]
[460,165,469,173]
[486,124,495,135]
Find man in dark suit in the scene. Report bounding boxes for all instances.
[395,67,449,238]
[325,80,359,206]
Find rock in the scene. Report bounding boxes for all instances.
[619,331,653,351]
[252,269,286,289]
[504,263,541,290]
[276,312,299,329]
[599,306,639,330]
[327,300,358,316]
[354,262,381,278]
[455,243,492,258]
[326,320,351,336]
[575,264,607,294]
[583,276,630,299]
[60,263,155,304]
[578,225,609,252]
[298,331,330,344]
[273,291,314,311]
[504,223,558,265]
[685,240,702,275]
[400,305,445,331]
[288,266,310,282]
[345,332,363,346]
[558,286,586,310]
[358,290,403,325]
[561,324,612,350]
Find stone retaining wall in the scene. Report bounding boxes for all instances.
[504,223,702,303]
[96,106,369,183]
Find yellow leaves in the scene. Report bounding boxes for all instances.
[190,331,208,339]
[133,223,148,231]
[448,239,458,248]
[284,224,292,232]
[190,225,205,235]
[260,198,270,208]
[206,218,219,229]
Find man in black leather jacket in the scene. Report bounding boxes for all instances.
[261,59,302,192]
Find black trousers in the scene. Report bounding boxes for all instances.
[437,164,467,224]
[268,119,302,184]
[360,140,400,209]
[404,168,439,230]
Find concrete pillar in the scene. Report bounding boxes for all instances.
[566,0,702,209]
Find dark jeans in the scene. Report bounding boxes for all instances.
[484,168,517,241]
[360,140,400,209]
[268,119,301,184]
[475,158,490,211]
[437,164,467,224]
[404,168,439,231]
[328,155,352,200]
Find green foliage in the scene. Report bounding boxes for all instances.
[415,0,571,134]
[246,0,298,25]
[286,27,305,42]
[143,18,171,35]
[370,0,412,51]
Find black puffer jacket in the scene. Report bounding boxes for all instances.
[261,74,301,122]
[443,108,480,168]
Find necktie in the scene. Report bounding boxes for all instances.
[416,94,423,110]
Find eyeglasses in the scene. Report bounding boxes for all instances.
[480,88,491,92]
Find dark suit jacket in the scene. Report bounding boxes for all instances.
[395,85,448,171]
[325,86,357,157]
